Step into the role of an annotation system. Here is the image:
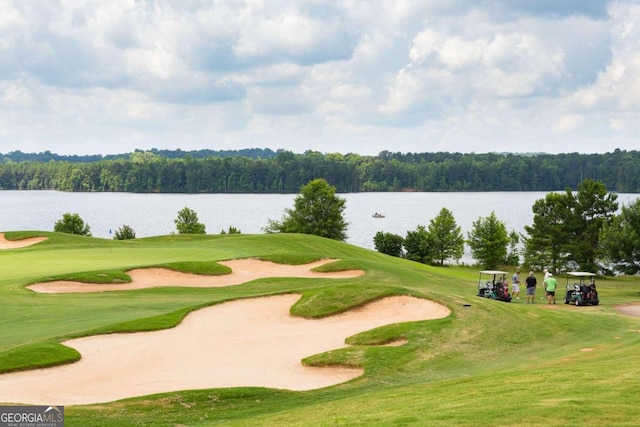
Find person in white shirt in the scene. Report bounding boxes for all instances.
[511,270,521,300]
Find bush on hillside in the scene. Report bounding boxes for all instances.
[53,213,92,236]
[113,225,136,240]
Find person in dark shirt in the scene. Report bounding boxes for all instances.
[525,271,537,304]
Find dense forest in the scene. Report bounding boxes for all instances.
[1,148,639,193]
[0,148,278,163]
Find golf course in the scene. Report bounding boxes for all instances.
[1,230,639,426]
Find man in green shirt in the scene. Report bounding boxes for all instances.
[544,273,558,304]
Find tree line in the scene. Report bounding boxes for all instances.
[375,178,639,275]
[0,147,278,163]
[2,149,640,193]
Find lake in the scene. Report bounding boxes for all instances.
[2,191,638,261]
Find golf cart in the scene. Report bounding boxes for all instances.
[563,272,599,306]
[477,270,512,302]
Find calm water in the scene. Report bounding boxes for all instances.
[2,191,638,257]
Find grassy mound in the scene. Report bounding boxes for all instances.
[1,231,639,426]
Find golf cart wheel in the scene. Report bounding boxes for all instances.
[564,298,569,304]
[575,299,580,306]
[592,301,599,306]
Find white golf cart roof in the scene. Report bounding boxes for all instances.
[567,272,596,277]
[480,270,508,275]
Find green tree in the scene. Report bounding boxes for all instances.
[373,231,404,257]
[467,212,508,269]
[403,225,431,264]
[220,226,241,235]
[566,179,618,272]
[113,225,136,240]
[174,207,206,234]
[53,212,92,236]
[600,198,640,274]
[264,179,348,241]
[505,229,520,265]
[523,180,617,272]
[428,207,464,265]
[523,192,572,272]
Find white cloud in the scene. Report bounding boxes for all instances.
[609,117,625,131]
[554,114,584,132]
[352,32,394,63]
[328,84,372,100]
[0,0,638,156]
[1,80,37,108]
[234,8,318,57]
[232,2,354,64]
[563,1,640,132]
[0,0,22,33]
[379,19,567,118]
[247,85,313,115]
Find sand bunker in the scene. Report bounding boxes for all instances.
[27,258,364,293]
[0,233,47,249]
[0,294,450,405]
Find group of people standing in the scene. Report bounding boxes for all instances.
[509,268,558,304]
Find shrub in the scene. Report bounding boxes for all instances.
[113,225,136,240]
[174,207,206,234]
[53,213,91,236]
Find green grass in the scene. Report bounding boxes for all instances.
[1,231,640,426]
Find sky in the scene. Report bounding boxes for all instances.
[1,0,639,156]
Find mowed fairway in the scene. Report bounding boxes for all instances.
[1,231,640,426]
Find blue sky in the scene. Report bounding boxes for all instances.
[0,0,638,156]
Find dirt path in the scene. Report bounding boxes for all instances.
[616,304,640,317]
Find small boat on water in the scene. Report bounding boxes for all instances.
[372,212,385,218]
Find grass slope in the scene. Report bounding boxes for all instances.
[1,231,639,426]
